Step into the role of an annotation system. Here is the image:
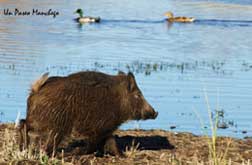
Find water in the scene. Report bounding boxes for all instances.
[0,0,252,138]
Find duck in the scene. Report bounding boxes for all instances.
[74,8,101,23]
[164,11,195,23]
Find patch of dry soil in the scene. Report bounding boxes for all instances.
[0,124,251,164]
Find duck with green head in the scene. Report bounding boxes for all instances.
[164,11,195,23]
[74,8,101,23]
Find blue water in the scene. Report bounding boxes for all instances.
[0,0,252,138]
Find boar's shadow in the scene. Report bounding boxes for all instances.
[115,135,174,151]
[61,134,174,155]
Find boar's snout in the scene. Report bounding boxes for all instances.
[142,104,158,120]
[153,111,158,119]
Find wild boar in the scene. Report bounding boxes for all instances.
[19,71,158,156]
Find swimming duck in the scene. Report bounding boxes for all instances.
[164,11,195,23]
[74,8,101,23]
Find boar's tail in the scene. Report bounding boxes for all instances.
[31,72,49,94]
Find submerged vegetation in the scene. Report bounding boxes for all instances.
[123,60,228,75]
[94,60,247,76]
[1,60,252,76]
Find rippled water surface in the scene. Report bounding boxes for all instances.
[0,0,252,138]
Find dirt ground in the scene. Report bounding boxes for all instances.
[0,123,251,164]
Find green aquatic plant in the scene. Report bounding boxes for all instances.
[193,89,232,165]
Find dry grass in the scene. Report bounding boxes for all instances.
[125,139,140,157]
[0,123,251,164]
[0,126,70,165]
[203,90,235,165]
[191,89,252,165]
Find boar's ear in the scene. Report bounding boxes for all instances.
[127,72,136,92]
[118,71,126,75]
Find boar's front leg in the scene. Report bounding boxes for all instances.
[103,135,123,157]
[94,135,123,157]
[86,135,123,157]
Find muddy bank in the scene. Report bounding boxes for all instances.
[0,124,251,164]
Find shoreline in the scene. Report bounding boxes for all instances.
[0,123,252,164]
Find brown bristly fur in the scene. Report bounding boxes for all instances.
[21,71,158,156]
